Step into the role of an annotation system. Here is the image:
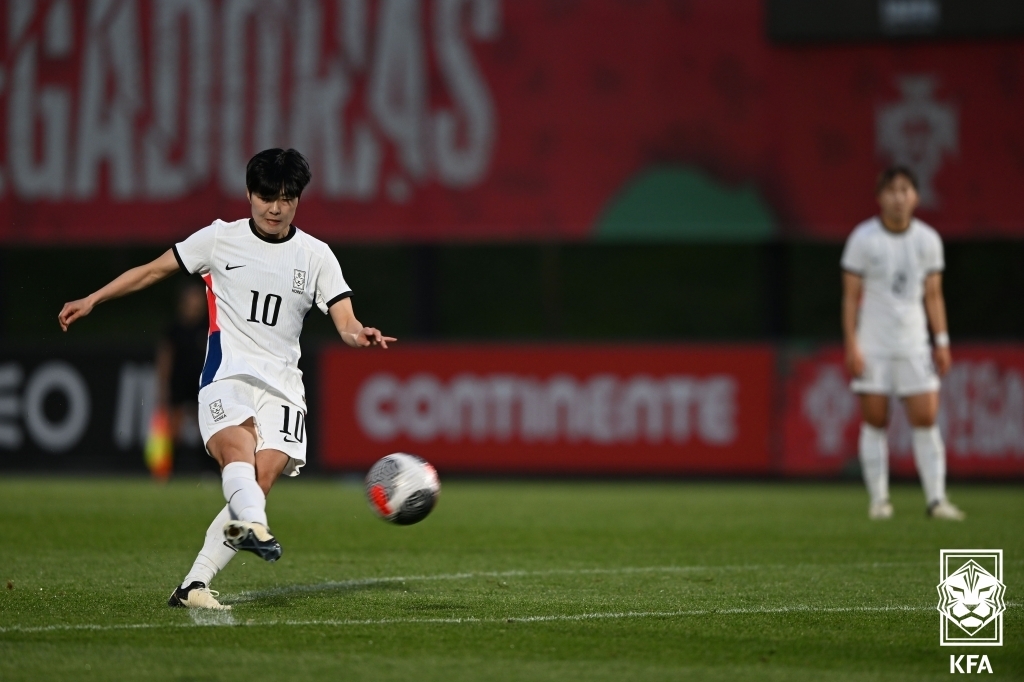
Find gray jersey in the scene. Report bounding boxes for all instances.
[841,217,943,357]
[174,218,351,406]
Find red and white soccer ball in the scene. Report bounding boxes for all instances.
[365,453,440,525]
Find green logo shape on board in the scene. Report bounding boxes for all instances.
[595,167,776,242]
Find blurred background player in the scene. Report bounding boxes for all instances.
[154,281,212,473]
[841,166,964,521]
[58,148,395,609]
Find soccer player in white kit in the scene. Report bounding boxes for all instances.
[841,166,964,521]
[58,149,396,608]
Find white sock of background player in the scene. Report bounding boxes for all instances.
[222,461,269,526]
[912,426,946,506]
[859,423,889,505]
[181,505,237,588]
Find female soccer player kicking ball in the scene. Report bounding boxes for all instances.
[58,149,395,609]
[841,166,964,522]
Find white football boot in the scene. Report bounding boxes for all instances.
[868,500,894,520]
[168,581,231,610]
[928,500,966,521]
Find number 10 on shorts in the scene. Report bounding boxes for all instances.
[280,405,305,444]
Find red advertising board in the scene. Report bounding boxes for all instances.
[3,0,1024,244]
[319,345,774,474]
[782,346,1024,478]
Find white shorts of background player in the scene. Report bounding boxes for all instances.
[198,376,308,477]
[850,352,940,398]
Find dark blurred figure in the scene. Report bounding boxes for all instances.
[156,281,215,472]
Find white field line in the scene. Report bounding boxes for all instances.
[224,561,926,604]
[0,604,940,634]
[3,564,1010,636]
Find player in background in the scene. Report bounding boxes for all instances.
[155,282,211,471]
[841,166,964,521]
[58,149,395,609]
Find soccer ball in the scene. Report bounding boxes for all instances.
[365,453,440,525]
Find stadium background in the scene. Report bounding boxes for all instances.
[1,0,1023,480]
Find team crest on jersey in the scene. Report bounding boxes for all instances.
[292,269,307,294]
[209,399,227,423]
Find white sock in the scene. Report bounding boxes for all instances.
[222,461,268,526]
[182,505,237,588]
[912,425,946,506]
[859,423,889,505]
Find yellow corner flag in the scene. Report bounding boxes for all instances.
[145,407,174,480]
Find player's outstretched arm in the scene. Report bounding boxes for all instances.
[328,297,396,349]
[58,249,181,331]
[841,271,865,377]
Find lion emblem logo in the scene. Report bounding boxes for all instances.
[937,550,1005,646]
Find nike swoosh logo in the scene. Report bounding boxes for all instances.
[226,264,245,270]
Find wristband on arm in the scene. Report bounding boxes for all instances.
[934,331,950,348]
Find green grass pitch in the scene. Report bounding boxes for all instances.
[0,478,1020,681]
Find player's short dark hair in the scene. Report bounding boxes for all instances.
[245,148,312,201]
[876,165,918,195]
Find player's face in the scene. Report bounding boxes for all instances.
[247,192,299,238]
[877,175,918,229]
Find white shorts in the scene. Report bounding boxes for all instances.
[198,376,308,477]
[850,353,940,397]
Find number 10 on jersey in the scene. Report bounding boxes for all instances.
[280,405,305,444]
[248,290,282,326]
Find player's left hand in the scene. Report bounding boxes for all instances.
[933,346,951,377]
[357,327,396,349]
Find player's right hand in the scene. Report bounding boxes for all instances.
[58,298,94,332]
[357,327,397,349]
[844,345,864,378]
[933,345,952,377]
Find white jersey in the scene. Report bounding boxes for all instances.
[174,218,351,406]
[840,216,943,357]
